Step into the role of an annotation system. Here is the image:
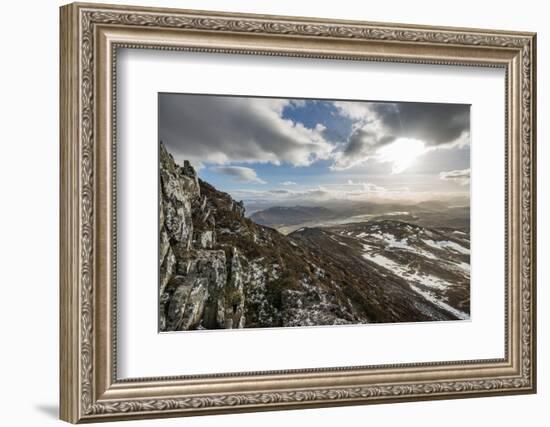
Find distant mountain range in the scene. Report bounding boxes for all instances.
[250,206,336,227]
[159,142,470,331]
[250,201,469,234]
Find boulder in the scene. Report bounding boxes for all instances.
[224,247,246,329]
[159,244,176,296]
[164,276,208,331]
[194,230,215,249]
[173,249,227,329]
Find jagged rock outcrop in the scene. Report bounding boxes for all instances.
[159,143,364,331]
[224,247,246,329]
[160,144,226,330]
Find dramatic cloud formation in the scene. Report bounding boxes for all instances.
[333,101,470,171]
[439,168,471,185]
[160,94,470,208]
[335,101,470,146]
[160,94,333,167]
[331,129,391,170]
[211,166,266,184]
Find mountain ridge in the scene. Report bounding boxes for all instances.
[250,205,336,227]
[159,142,470,331]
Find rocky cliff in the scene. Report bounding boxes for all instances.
[159,143,362,331]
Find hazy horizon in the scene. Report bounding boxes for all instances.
[160,93,470,213]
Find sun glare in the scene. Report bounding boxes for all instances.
[377,138,426,174]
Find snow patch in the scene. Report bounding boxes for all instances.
[423,239,470,255]
[451,261,470,275]
[361,231,437,260]
[362,250,447,291]
[362,246,469,319]
[385,211,410,216]
[409,285,469,320]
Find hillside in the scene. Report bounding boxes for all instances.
[290,221,470,320]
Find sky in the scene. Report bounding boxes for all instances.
[159,93,470,213]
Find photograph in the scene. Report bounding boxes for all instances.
[158,93,471,331]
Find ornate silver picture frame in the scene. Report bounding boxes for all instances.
[60,2,536,423]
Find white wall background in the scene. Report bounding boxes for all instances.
[0,0,545,425]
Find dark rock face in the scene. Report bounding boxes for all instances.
[159,143,470,331]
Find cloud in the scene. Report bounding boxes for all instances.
[335,101,470,147]
[333,101,470,171]
[439,168,470,185]
[333,134,428,173]
[211,166,266,184]
[345,180,388,192]
[160,94,333,167]
[281,181,297,186]
[269,189,293,194]
[231,182,392,206]
[160,94,469,176]
[331,129,390,170]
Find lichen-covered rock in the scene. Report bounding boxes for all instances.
[159,143,202,327]
[233,200,245,217]
[170,248,227,329]
[183,160,199,188]
[159,226,170,266]
[194,230,215,249]
[164,276,208,331]
[159,143,198,250]
[165,277,194,331]
[159,244,176,296]
[181,280,208,329]
[224,248,246,329]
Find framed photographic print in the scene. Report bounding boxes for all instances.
[60,2,537,423]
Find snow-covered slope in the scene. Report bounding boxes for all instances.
[290,220,470,321]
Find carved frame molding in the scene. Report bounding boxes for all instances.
[60,2,536,423]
